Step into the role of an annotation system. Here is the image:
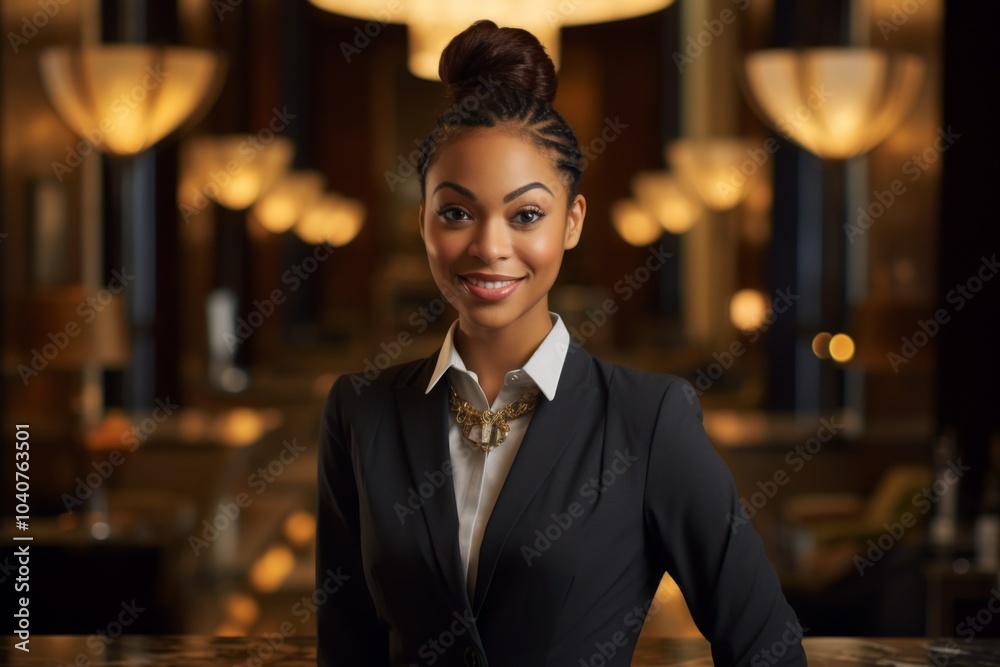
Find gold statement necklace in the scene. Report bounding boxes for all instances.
[449,384,541,452]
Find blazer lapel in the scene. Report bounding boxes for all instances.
[393,352,474,615]
[471,343,594,615]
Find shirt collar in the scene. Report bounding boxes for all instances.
[425,312,570,401]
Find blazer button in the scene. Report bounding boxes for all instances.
[463,645,484,667]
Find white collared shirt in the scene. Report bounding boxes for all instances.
[425,311,570,602]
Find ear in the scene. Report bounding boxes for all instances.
[563,194,586,250]
[418,198,426,241]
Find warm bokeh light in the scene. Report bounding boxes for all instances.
[631,171,703,234]
[307,0,674,79]
[225,593,260,628]
[283,510,317,547]
[611,199,662,246]
[294,193,366,246]
[252,170,326,233]
[743,48,924,159]
[829,333,856,362]
[39,46,224,156]
[250,545,295,593]
[212,408,265,447]
[181,135,294,210]
[729,289,768,331]
[812,332,833,359]
[666,138,759,211]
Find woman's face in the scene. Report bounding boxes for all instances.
[419,127,585,336]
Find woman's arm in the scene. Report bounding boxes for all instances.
[643,377,808,666]
[316,374,389,666]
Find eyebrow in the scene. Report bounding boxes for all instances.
[503,182,554,203]
[432,181,555,203]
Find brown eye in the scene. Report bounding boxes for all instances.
[513,207,545,226]
[436,206,471,222]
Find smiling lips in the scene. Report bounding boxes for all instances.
[459,273,525,301]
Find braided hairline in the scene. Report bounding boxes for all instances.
[417,86,583,204]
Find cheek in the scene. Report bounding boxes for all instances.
[520,229,565,273]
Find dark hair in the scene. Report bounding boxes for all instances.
[415,20,583,204]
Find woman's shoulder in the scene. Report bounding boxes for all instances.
[323,354,433,415]
[587,351,697,405]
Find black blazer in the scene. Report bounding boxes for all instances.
[316,340,808,666]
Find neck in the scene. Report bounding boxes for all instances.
[454,301,552,401]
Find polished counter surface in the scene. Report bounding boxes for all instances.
[4,636,1000,665]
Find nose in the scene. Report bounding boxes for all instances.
[467,214,512,263]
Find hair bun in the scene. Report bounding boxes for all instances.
[439,19,557,105]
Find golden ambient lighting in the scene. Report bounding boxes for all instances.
[250,545,296,593]
[812,332,833,359]
[182,135,294,210]
[611,199,662,247]
[294,193,366,246]
[307,0,674,80]
[283,510,317,547]
[829,333,856,363]
[729,289,768,331]
[743,48,924,159]
[39,46,223,156]
[666,138,759,211]
[252,170,326,233]
[224,593,260,628]
[631,171,703,234]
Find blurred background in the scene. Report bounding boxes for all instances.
[2,0,999,644]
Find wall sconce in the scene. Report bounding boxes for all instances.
[742,48,924,160]
[182,135,295,211]
[251,170,326,234]
[740,47,924,414]
[294,193,366,246]
[630,171,703,234]
[39,45,224,156]
[666,138,759,211]
[307,0,675,80]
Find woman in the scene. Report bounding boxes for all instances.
[317,19,808,667]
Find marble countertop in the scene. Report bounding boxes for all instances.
[4,636,1000,665]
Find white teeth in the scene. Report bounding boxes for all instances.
[465,276,518,290]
